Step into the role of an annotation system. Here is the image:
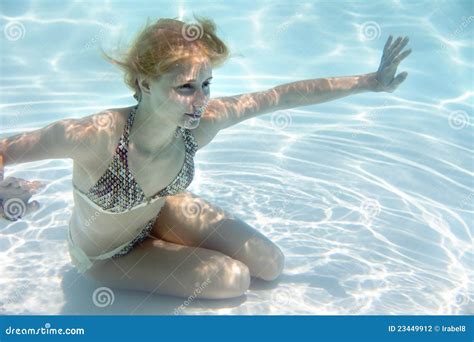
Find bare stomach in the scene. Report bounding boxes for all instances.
[69,190,166,257]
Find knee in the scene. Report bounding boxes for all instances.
[226,259,251,296]
[258,245,285,281]
[239,237,285,281]
[217,258,251,298]
[203,257,250,299]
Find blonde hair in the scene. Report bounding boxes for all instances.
[102,16,230,101]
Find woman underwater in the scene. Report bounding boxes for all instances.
[0,17,411,299]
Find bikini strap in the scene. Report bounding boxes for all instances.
[115,105,138,160]
[183,128,198,155]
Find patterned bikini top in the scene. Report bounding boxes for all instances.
[73,105,198,213]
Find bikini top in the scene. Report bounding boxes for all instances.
[72,105,198,214]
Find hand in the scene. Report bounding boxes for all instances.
[0,155,44,221]
[371,35,412,93]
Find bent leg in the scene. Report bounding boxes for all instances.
[85,237,250,300]
[152,191,285,281]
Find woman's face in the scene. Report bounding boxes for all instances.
[147,58,212,129]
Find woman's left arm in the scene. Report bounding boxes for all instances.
[204,35,411,132]
[273,35,412,109]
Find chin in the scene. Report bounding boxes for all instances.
[182,117,201,129]
[184,122,200,129]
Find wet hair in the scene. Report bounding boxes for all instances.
[102,16,230,102]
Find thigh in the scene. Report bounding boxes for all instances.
[86,237,250,300]
[151,191,284,281]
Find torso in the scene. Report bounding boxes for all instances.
[70,106,192,256]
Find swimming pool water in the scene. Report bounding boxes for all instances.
[0,0,472,315]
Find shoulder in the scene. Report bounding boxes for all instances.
[72,106,130,163]
[82,106,129,134]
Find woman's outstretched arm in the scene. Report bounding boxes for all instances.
[203,35,411,132]
[0,114,102,167]
[0,116,96,220]
[1,119,77,167]
[271,36,411,108]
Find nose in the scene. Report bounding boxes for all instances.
[193,88,209,108]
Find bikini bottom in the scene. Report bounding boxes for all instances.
[67,208,163,274]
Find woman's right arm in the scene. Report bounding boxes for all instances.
[1,117,93,166]
[0,117,96,220]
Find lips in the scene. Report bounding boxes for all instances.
[185,103,208,119]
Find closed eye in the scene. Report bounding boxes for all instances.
[177,80,212,91]
[178,83,211,89]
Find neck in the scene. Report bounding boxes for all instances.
[128,100,179,157]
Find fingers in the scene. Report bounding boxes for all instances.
[1,178,45,193]
[391,48,412,67]
[0,181,34,210]
[383,35,393,56]
[0,175,43,221]
[2,176,17,186]
[26,200,40,215]
[387,36,409,63]
[1,178,23,191]
[27,180,46,194]
[388,36,403,56]
[389,71,409,90]
[381,35,401,66]
[15,179,31,191]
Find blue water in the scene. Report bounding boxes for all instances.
[0,0,472,315]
